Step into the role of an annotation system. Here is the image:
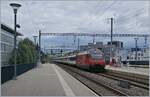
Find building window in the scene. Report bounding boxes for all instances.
[1,33,14,44]
[127,56,129,59]
[1,43,6,51]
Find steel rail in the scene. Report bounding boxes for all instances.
[105,71,149,85]
[98,73,149,90]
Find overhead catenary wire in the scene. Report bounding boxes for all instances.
[84,1,117,27]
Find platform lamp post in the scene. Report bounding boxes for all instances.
[37,30,41,67]
[33,36,38,45]
[16,24,20,28]
[33,36,38,66]
[10,3,21,80]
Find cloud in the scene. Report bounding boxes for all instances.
[1,0,149,49]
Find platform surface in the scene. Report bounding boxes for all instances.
[1,63,98,96]
[106,65,149,76]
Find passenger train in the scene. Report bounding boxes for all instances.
[53,48,106,72]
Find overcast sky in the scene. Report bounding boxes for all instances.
[1,0,150,50]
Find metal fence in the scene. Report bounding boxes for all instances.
[122,61,149,65]
[1,63,36,84]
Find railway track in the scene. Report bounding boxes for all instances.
[54,62,149,96]
[98,72,149,90]
[106,70,149,85]
[56,63,128,96]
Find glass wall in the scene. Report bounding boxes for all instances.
[1,30,14,66]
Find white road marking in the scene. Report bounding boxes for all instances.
[56,65,99,96]
[52,64,75,96]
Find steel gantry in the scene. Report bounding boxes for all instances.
[40,33,149,37]
[39,32,149,51]
[40,33,149,49]
[38,31,149,58]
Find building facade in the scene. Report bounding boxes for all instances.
[107,41,123,48]
[1,24,22,67]
[127,47,149,61]
[74,40,149,65]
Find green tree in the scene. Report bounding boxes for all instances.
[9,38,38,65]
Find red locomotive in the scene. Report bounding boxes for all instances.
[53,48,106,72]
[76,48,105,71]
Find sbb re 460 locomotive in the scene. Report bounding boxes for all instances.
[53,48,106,72]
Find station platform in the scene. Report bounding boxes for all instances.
[1,63,98,96]
[106,65,149,76]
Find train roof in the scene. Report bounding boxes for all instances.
[77,51,88,55]
[53,48,103,59]
[54,55,76,59]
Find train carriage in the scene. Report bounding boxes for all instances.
[53,48,106,72]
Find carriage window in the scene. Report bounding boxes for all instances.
[69,56,76,61]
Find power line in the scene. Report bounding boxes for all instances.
[80,1,102,26]
[85,1,117,27]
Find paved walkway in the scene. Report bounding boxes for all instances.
[106,65,149,76]
[1,63,97,96]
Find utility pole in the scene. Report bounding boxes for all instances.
[111,18,113,48]
[110,18,114,64]
[93,35,95,44]
[73,35,76,50]
[134,38,138,65]
[144,36,147,48]
[77,37,80,52]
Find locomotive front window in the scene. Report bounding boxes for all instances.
[90,53,103,60]
[89,49,103,60]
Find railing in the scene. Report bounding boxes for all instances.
[1,63,36,84]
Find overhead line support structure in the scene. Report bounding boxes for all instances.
[110,18,113,65]
[40,33,149,37]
